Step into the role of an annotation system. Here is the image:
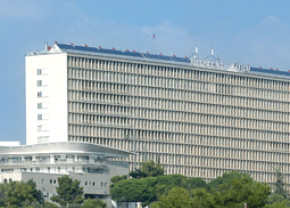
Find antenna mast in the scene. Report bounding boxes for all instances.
[153,34,157,54]
[193,46,199,59]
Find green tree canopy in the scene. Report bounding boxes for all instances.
[266,193,286,205]
[213,174,270,208]
[0,180,43,208]
[274,170,287,198]
[110,175,128,191]
[130,161,164,178]
[155,175,188,197]
[51,175,83,205]
[208,171,250,191]
[264,200,290,208]
[188,177,208,190]
[151,187,192,208]
[81,199,107,208]
[152,187,215,208]
[191,188,215,208]
[110,171,277,208]
[110,177,157,206]
[110,174,200,206]
[264,193,290,208]
[110,175,127,184]
[42,201,59,208]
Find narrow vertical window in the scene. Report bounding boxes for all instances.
[37,80,42,87]
[37,125,42,131]
[37,69,42,75]
[37,103,42,109]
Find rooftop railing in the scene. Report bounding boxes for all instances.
[190,58,250,73]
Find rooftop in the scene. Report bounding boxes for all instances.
[0,142,132,158]
[56,43,191,64]
[29,43,290,80]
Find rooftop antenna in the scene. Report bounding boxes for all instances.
[153,34,157,54]
[189,46,199,63]
[117,42,123,51]
[44,43,48,52]
[190,46,250,72]
[193,46,199,59]
[205,47,219,63]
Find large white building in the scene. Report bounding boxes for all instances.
[25,43,290,189]
[0,142,130,203]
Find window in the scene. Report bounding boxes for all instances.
[37,103,42,109]
[37,125,42,131]
[37,136,49,143]
[37,69,42,75]
[37,92,42,97]
[37,114,42,120]
[37,80,42,87]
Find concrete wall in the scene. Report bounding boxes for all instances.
[0,161,129,203]
[25,53,68,144]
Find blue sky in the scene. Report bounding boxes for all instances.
[1,0,290,144]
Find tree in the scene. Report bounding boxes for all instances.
[266,193,287,204]
[151,187,192,208]
[110,170,276,208]
[155,175,188,197]
[213,175,270,208]
[110,175,127,184]
[110,177,157,206]
[274,170,287,198]
[110,174,188,207]
[141,160,164,177]
[0,180,43,208]
[81,199,106,208]
[130,161,164,178]
[110,175,128,190]
[42,201,59,208]
[191,188,215,208]
[264,200,290,208]
[153,182,214,208]
[188,177,208,190]
[208,171,250,191]
[51,175,83,205]
[264,193,290,208]
[26,180,43,205]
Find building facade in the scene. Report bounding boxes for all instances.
[26,43,290,188]
[0,142,130,202]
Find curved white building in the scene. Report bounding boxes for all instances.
[0,142,130,201]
